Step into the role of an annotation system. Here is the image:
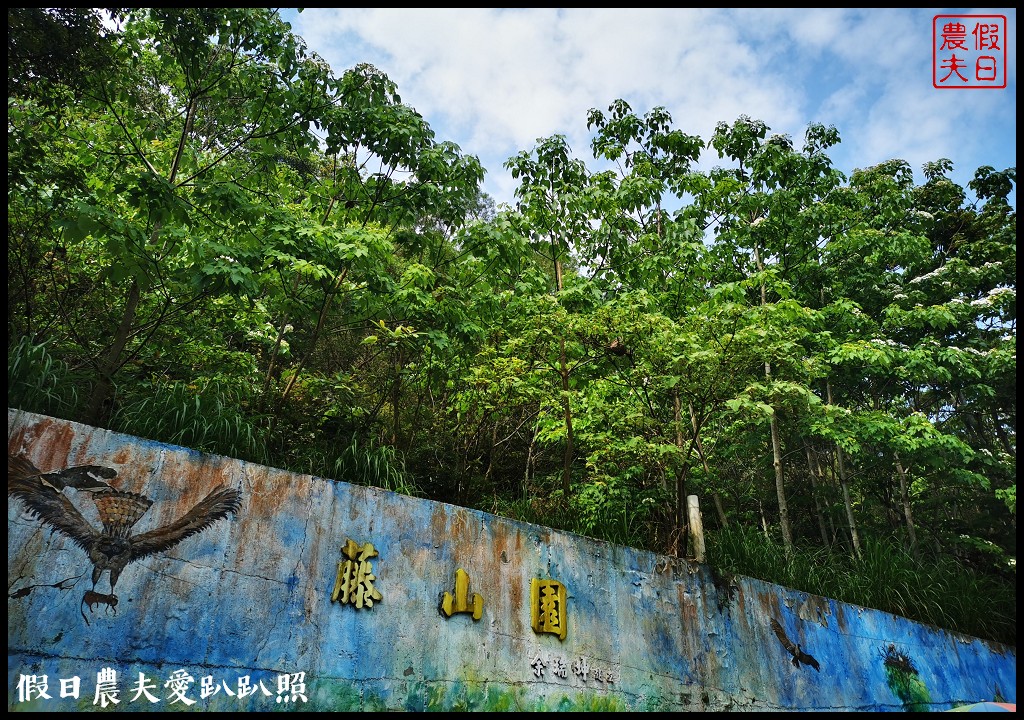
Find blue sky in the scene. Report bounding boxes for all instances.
[282,8,1016,210]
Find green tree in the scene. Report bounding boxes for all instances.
[10,26,1016,644]
[8,9,484,436]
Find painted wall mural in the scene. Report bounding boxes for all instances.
[9,454,240,623]
[7,409,1017,711]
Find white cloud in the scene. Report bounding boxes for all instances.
[288,8,1016,207]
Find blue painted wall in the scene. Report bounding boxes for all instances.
[8,409,1016,711]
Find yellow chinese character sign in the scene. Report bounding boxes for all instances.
[331,539,383,609]
[441,568,483,620]
[530,579,567,640]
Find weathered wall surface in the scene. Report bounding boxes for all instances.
[8,409,1016,711]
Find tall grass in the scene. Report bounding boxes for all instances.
[706,524,1015,646]
[297,436,422,497]
[7,337,82,418]
[67,370,420,498]
[488,475,661,551]
[111,379,271,466]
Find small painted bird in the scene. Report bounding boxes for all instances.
[770,618,821,672]
[9,454,117,493]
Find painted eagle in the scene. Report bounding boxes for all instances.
[770,617,821,672]
[9,455,241,597]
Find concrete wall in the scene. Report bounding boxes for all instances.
[8,409,1016,711]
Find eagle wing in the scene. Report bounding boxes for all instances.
[799,648,821,672]
[8,472,99,552]
[9,454,40,480]
[129,485,241,561]
[770,617,798,657]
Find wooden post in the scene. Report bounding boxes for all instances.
[687,495,705,563]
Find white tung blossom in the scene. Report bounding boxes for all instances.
[970,287,1015,307]
[909,266,945,284]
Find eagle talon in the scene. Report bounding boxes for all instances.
[82,589,119,614]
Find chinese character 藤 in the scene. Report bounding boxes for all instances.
[331,539,383,609]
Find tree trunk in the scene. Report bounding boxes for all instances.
[712,494,729,529]
[893,452,920,559]
[483,421,498,485]
[391,349,403,447]
[261,315,290,399]
[552,255,573,497]
[559,334,574,496]
[688,400,727,527]
[769,399,793,556]
[753,241,793,557]
[825,380,861,558]
[523,416,539,503]
[805,445,831,546]
[86,278,141,426]
[836,446,862,559]
[673,390,689,556]
[278,266,349,407]
[85,97,199,427]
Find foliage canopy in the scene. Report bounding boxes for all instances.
[8,8,1016,646]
